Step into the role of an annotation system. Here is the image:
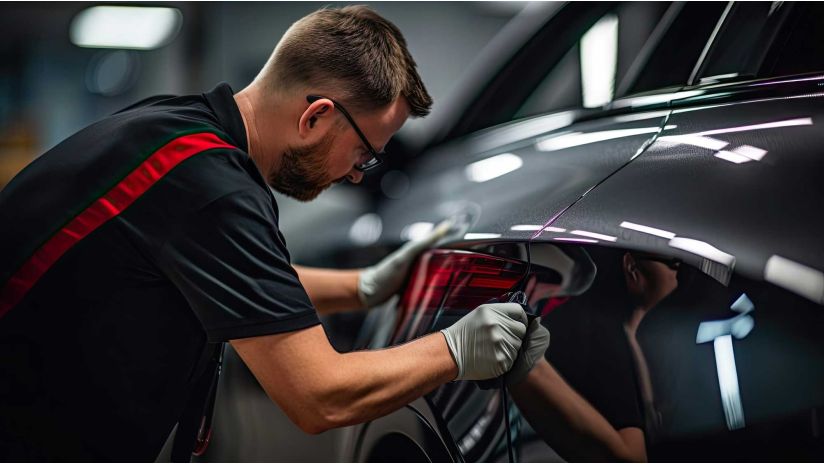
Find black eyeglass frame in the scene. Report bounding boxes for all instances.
[306,95,384,172]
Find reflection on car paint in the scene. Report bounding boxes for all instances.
[611,90,704,108]
[534,126,671,151]
[613,110,673,123]
[764,255,824,304]
[457,391,500,455]
[696,293,756,431]
[467,111,577,154]
[698,72,740,84]
[656,133,730,150]
[463,233,502,240]
[509,224,544,231]
[619,221,677,239]
[464,153,523,183]
[714,145,768,164]
[570,230,618,242]
[668,236,735,285]
[554,237,598,244]
[655,133,769,164]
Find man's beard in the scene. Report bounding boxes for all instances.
[268,132,343,202]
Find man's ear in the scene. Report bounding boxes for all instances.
[299,98,333,138]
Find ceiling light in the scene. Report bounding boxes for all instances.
[70,6,183,50]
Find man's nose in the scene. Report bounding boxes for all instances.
[347,168,364,184]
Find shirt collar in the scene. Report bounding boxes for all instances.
[203,82,249,153]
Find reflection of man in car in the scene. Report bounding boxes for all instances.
[509,250,679,462]
[621,252,680,442]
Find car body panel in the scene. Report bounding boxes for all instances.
[377,109,671,246]
[545,76,824,294]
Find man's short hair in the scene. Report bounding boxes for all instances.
[261,5,432,117]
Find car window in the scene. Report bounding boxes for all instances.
[758,2,824,78]
[515,3,671,119]
[620,2,729,95]
[697,2,824,83]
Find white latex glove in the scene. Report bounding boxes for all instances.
[358,219,455,308]
[440,303,528,381]
[505,317,550,386]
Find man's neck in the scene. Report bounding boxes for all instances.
[234,85,287,179]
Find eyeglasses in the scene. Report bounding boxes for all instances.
[306,95,384,172]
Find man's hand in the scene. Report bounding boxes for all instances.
[506,317,550,385]
[440,303,528,380]
[358,219,454,308]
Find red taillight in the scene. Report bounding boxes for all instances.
[392,250,528,343]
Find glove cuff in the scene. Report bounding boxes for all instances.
[357,267,377,308]
[439,329,463,380]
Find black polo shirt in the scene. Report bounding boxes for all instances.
[0,83,320,460]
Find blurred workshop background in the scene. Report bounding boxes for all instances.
[0,2,527,186]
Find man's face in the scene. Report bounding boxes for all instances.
[269,96,411,201]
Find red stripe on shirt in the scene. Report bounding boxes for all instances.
[0,132,236,318]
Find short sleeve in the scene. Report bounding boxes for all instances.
[157,189,320,342]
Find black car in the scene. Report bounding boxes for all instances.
[338,1,824,461]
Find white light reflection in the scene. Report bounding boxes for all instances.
[613,110,672,123]
[713,335,746,430]
[510,225,543,231]
[400,222,434,241]
[669,237,735,267]
[699,73,739,84]
[669,237,735,284]
[70,6,182,50]
[657,134,729,151]
[543,226,567,233]
[536,126,672,152]
[764,255,824,304]
[698,118,813,136]
[751,74,824,87]
[571,230,617,242]
[714,151,751,164]
[348,213,382,246]
[620,221,676,239]
[471,112,576,153]
[696,293,755,431]
[581,14,618,108]
[463,233,502,240]
[612,90,705,109]
[554,237,598,243]
[731,145,767,161]
[465,153,523,183]
[715,145,768,164]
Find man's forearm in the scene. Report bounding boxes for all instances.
[510,359,647,462]
[293,265,362,314]
[315,332,457,430]
[232,326,457,435]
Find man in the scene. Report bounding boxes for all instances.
[0,6,545,461]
